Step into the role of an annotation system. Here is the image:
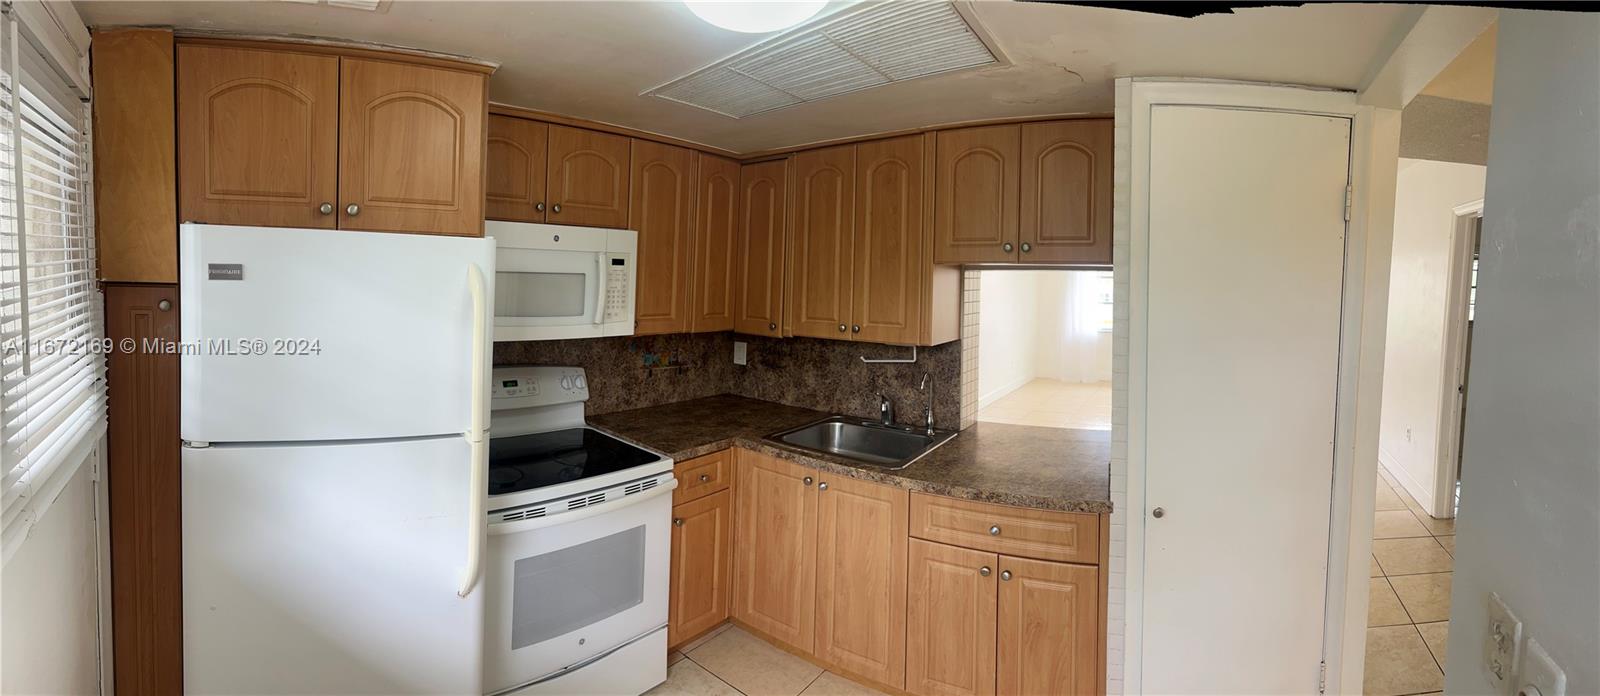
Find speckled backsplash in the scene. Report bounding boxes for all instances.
[493,332,963,430]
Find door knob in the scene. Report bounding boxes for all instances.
[535,202,546,213]
[345,203,360,216]
[1152,507,1165,519]
[979,566,991,577]
[318,202,334,215]
[552,203,563,214]
[673,518,683,527]
[1020,242,1032,253]
[1002,242,1014,253]
[803,476,814,486]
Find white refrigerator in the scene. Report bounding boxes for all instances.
[179,223,494,695]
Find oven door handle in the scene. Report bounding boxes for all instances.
[489,478,678,536]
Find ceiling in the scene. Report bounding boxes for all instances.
[74,0,1419,154]
[1420,22,1495,105]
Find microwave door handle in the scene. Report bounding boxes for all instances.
[459,263,489,599]
[593,252,607,326]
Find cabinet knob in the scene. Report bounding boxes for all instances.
[157,299,172,312]
[1020,242,1032,253]
[979,566,991,577]
[803,476,814,486]
[1001,570,1012,581]
[818,482,828,491]
[838,324,847,333]
[768,322,777,331]
[318,202,334,215]
[673,518,683,527]
[989,525,1001,536]
[552,203,563,214]
[1002,242,1014,253]
[851,325,860,333]
[699,473,710,482]
[345,203,361,216]
[535,202,546,213]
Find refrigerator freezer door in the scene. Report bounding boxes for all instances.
[183,437,483,695]
[180,224,494,443]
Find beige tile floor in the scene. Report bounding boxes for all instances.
[654,625,887,696]
[1364,469,1457,696]
[976,379,1112,430]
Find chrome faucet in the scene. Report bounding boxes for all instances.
[919,372,935,435]
[878,393,895,426]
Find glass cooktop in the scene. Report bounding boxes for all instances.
[487,428,662,496]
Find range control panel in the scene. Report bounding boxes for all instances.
[490,365,588,410]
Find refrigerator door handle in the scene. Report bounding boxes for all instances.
[460,263,489,598]
[592,252,607,326]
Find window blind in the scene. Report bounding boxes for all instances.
[0,10,103,561]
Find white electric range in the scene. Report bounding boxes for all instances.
[483,366,676,696]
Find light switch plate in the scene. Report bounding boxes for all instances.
[733,341,747,366]
[1519,638,1566,696]
[1486,592,1525,694]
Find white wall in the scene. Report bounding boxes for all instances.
[977,270,1112,409]
[2,465,103,696]
[1445,10,1600,695]
[1377,158,1485,515]
[1032,272,1114,385]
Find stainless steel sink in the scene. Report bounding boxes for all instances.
[767,416,957,469]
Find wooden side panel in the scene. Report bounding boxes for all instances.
[630,139,696,335]
[852,134,925,345]
[339,57,486,236]
[546,125,631,228]
[933,125,1019,264]
[815,476,909,688]
[996,557,1100,696]
[93,29,178,283]
[485,115,548,222]
[177,44,339,229]
[691,153,740,333]
[910,492,1099,564]
[105,284,183,696]
[669,490,734,649]
[734,159,788,337]
[786,145,855,340]
[731,449,817,652]
[906,539,997,696]
[1020,120,1112,264]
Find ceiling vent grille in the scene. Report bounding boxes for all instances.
[647,2,1000,118]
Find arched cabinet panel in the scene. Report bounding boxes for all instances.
[485,115,548,222]
[787,145,856,340]
[1020,120,1112,264]
[547,125,631,228]
[630,140,695,335]
[934,124,1018,264]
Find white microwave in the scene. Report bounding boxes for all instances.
[486,221,636,342]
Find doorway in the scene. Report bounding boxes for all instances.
[973,269,1112,430]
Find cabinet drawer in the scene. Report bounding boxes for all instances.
[909,493,1099,564]
[674,449,733,504]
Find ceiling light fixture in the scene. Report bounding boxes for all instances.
[684,1,826,34]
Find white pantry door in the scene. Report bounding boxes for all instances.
[1142,106,1350,693]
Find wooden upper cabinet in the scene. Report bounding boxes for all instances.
[996,556,1100,696]
[485,115,548,222]
[669,489,733,650]
[630,140,695,336]
[934,125,1020,264]
[178,45,339,229]
[547,125,630,228]
[338,57,485,236]
[815,476,909,689]
[906,539,998,696]
[786,145,855,340]
[94,29,178,283]
[734,159,788,337]
[691,154,740,333]
[1020,120,1112,264]
[732,449,817,653]
[852,135,927,345]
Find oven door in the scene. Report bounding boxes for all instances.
[483,479,675,695]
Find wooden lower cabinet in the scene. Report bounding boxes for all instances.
[815,475,908,689]
[669,489,734,649]
[906,539,998,696]
[996,556,1100,696]
[731,449,817,651]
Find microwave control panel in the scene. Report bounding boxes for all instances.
[603,256,631,323]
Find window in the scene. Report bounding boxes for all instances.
[1,12,103,561]
[1093,271,1114,333]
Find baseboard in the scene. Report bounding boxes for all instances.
[978,374,1034,411]
[1377,447,1438,516]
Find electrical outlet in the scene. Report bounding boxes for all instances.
[1519,638,1566,696]
[1485,593,1525,694]
[733,341,747,366]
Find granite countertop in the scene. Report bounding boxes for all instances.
[588,394,1112,513]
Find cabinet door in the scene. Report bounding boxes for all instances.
[934,125,1019,264]
[732,449,817,652]
[734,159,788,337]
[339,57,485,236]
[177,45,338,229]
[547,125,631,228]
[669,490,734,650]
[485,115,548,222]
[630,140,696,335]
[95,29,177,283]
[906,539,997,696]
[786,145,855,340]
[815,476,909,689]
[1020,120,1112,265]
[105,284,184,695]
[996,556,1099,696]
[691,154,740,332]
[852,134,926,345]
